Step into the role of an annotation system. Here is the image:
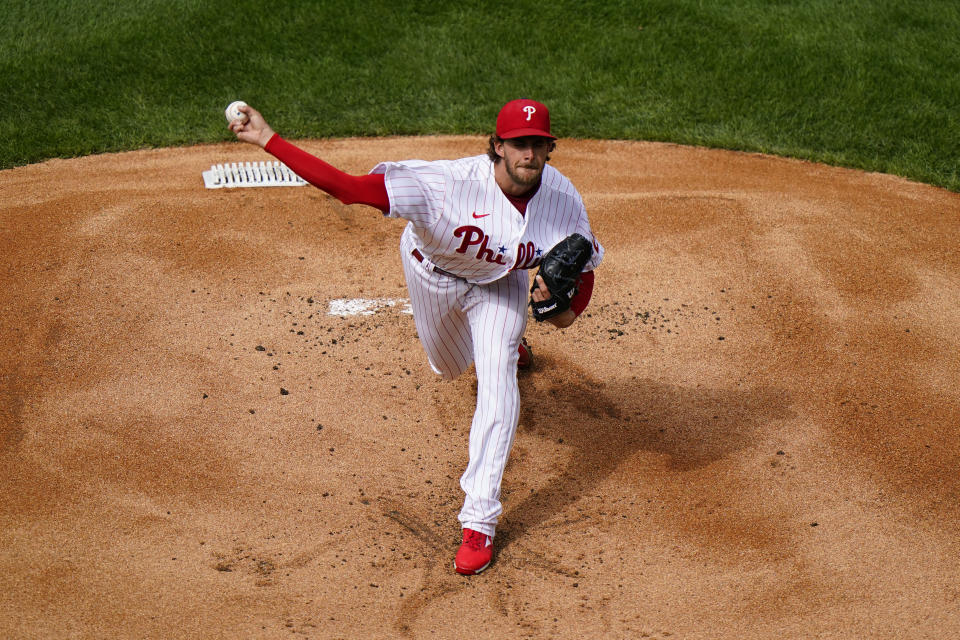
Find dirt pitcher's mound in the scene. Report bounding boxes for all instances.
[1,138,959,639]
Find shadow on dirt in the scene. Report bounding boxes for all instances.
[501,355,795,551]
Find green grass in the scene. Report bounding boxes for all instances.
[2,0,958,191]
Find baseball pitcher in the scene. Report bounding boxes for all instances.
[229,98,604,574]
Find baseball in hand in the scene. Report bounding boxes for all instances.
[225,100,248,123]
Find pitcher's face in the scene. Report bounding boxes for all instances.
[496,136,553,191]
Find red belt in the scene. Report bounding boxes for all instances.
[411,249,459,278]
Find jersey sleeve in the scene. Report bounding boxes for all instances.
[574,198,604,272]
[537,166,604,273]
[370,161,446,228]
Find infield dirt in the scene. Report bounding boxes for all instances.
[2,138,958,638]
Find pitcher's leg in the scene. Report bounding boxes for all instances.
[457,270,529,536]
[400,232,473,379]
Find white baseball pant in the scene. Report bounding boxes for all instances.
[400,228,528,538]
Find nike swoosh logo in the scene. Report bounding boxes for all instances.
[472,212,491,219]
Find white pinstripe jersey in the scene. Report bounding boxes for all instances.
[371,155,603,285]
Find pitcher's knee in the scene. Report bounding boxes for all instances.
[430,359,468,381]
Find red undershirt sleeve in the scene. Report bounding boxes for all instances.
[264,134,390,212]
[570,270,595,317]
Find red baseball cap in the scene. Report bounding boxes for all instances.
[496,98,556,140]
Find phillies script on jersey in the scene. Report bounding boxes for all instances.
[453,224,545,270]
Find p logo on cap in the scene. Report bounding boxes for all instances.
[496,99,555,140]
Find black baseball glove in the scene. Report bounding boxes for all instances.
[530,233,593,322]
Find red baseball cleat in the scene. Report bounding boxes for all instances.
[517,338,533,370]
[454,528,493,575]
